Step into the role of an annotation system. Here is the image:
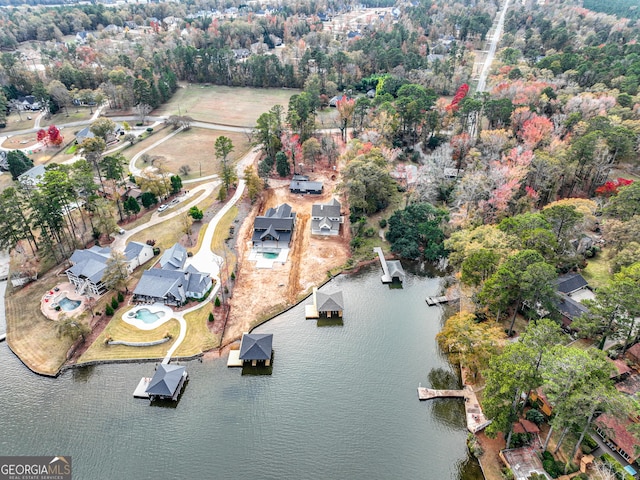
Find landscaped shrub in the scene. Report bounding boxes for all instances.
[379,218,387,228]
[111,297,119,309]
[542,459,561,478]
[526,408,545,425]
[105,305,114,316]
[208,312,214,323]
[230,271,236,281]
[581,434,598,454]
[364,227,376,237]
[214,296,221,307]
[146,127,153,132]
[117,292,124,303]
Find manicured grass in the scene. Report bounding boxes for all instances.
[78,316,182,363]
[5,276,75,375]
[583,249,612,290]
[138,128,250,180]
[153,85,299,126]
[176,304,220,356]
[41,108,93,127]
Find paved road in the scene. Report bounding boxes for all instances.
[476,0,511,93]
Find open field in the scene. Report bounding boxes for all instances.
[134,128,250,180]
[153,84,300,126]
[41,108,93,127]
[0,111,40,133]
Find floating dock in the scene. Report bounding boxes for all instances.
[305,304,319,319]
[133,377,151,398]
[417,385,491,433]
[425,294,460,306]
[227,349,243,367]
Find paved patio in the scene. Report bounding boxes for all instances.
[40,282,89,321]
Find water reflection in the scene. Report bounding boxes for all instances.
[71,365,95,383]
[428,367,461,390]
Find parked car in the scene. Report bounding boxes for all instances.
[158,204,168,212]
[118,228,125,235]
[169,198,180,206]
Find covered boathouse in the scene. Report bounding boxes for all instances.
[145,364,188,401]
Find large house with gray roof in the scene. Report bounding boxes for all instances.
[252,203,296,250]
[132,243,212,306]
[311,198,343,236]
[66,242,154,296]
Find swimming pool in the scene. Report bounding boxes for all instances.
[262,252,279,259]
[58,297,81,312]
[135,308,165,324]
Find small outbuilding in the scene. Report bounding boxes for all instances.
[290,175,323,195]
[316,290,344,318]
[239,333,273,367]
[145,364,188,401]
[387,260,405,283]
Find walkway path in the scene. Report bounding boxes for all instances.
[155,147,260,363]
[418,385,491,433]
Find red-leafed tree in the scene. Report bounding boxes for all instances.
[451,133,472,169]
[37,125,64,147]
[47,125,63,146]
[519,115,554,148]
[281,132,303,174]
[36,128,49,146]
[595,178,634,197]
[446,84,469,113]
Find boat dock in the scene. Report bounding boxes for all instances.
[418,385,491,433]
[133,377,151,398]
[227,349,243,367]
[373,247,392,283]
[426,294,460,306]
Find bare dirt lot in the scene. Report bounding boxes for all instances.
[223,173,351,343]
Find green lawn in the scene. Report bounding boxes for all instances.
[583,249,612,290]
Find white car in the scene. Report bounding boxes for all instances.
[158,204,168,212]
[169,198,180,206]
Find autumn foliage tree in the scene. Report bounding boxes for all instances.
[446,83,469,113]
[37,125,64,147]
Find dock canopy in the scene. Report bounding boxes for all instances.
[145,364,187,400]
[239,333,273,361]
[387,260,405,282]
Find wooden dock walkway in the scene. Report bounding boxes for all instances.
[425,294,460,306]
[373,247,392,283]
[417,385,491,433]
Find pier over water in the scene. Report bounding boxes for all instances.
[418,385,491,434]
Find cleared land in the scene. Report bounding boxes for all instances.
[224,176,351,344]
[134,128,250,180]
[153,85,300,126]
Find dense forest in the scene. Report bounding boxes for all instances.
[582,0,640,20]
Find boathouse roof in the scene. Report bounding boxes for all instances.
[239,333,273,361]
[145,364,186,398]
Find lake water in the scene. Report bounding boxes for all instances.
[0,265,482,480]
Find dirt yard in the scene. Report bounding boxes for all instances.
[223,172,351,344]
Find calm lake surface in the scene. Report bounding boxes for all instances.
[0,265,482,480]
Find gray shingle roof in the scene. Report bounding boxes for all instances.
[124,241,147,261]
[556,293,589,326]
[253,203,295,244]
[387,260,405,280]
[67,246,112,283]
[317,290,344,312]
[239,333,273,361]
[160,243,187,270]
[145,364,186,396]
[554,273,589,295]
[311,198,341,218]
